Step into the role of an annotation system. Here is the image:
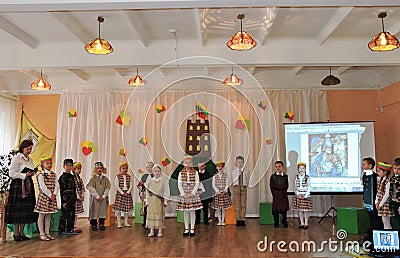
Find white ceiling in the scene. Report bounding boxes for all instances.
[0,0,400,95]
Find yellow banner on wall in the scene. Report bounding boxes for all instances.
[18,112,56,166]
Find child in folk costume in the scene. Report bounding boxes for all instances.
[72,162,85,233]
[34,156,58,241]
[144,164,170,237]
[292,162,312,230]
[177,156,203,237]
[113,162,134,228]
[58,158,78,236]
[211,161,232,226]
[375,162,394,229]
[86,162,111,231]
[138,161,154,227]
[270,161,289,228]
[231,156,249,226]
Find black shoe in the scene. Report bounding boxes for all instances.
[99,225,106,230]
[241,221,246,226]
[204,221,209,225]
[189,230,195,237]
[274,224,279,227]
[13,235,22,241]
[183,230,190,237]
[236,221,241,226]
[58,232,67,237]
[20,235,30,241]
[303,225,308,230]
[67,231,79,235]
[91,226,98,231]
[283,223,288,228]
[299,225,304,229]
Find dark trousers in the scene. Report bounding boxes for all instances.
[366,208,384,241]
[59,201,76,233]
[273,211,287,226]
[143,206,147,227]
[90,218,105,226]
[195,200,209,223]
[392,202,400,230]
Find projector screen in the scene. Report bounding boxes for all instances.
[284,121,375,194]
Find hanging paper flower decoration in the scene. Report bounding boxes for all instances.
[119,148,126,156]
[156,104,166,113]
[235,115,250,130]
[139,137,148,146]
[258,101,267,111]
[68,109,77,117]
[195,102,208,119]
[265,137,273,145]
[285,111,295,121]
[81,141,96,156]
[161,157,171,167]
[138,168,144,174]
[116,110,131,126]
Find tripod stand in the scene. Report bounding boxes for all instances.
[318,195,336,223]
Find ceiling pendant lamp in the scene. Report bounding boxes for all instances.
[223,68,243,86]
[368,12,399,52]
[321,67,341,86]
[31,70,51,90]
[227,14,257,51]
[85,16,113,55]
[128,68,146,86]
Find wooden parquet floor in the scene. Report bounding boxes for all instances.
[0,217,360,257]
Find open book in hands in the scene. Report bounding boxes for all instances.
[21,165,39,174]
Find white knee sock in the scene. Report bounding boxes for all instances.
[37,213,45,236]
[74,215,78,229]
[190,210,196,230]
[124,212,131,226]
[299,211,305,226]
[221,209,226,223]
[304,212,310,226]
[382,216,392,229]
[44,214,51,235]
[215,209,221,223]
[116,211,122,227]
[184,211,190,230]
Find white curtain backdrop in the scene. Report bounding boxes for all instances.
[56,88,329,217]
[0,95,18,155]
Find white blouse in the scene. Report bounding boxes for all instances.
[9,153,35,180]
[114,174,133,195]
[37,169,59,198]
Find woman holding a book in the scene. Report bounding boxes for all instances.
[4,139,38,241]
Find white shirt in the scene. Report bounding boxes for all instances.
[294,174,311,198]
[230,168,249,187]
[9,153,35,180]
[212,172,229,194]
[177,170,200,196]
[37,168,59,198]
[375,176,391,208]
[114,174,133,195]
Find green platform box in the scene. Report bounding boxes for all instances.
[50,208,61,231]
[176,210,203,223]
[337,207,369,234]
[134,202,144,224]
[260,203,274,225]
